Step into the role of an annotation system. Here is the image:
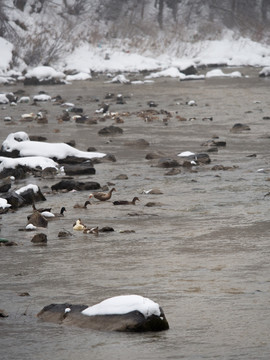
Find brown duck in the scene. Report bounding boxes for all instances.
[113,197,140,206]
[73,201,91,209]
[83,226,99,235]
[90,188,116,202]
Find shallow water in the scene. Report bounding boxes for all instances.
[1,68,270,359]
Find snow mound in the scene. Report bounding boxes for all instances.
[66,72,92,81]
[145,67,181,79]
[1,132,106,160]
[259,66,270,77]
[25,66,65,81]
[206,69,242,78]
[0,94,9,104]
[33,94,51,101]
[0,198,11,209]
[0,156,58,172]
[15,184,39,195]
[82,295,161,318]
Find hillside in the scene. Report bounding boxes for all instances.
[0,0,270,75]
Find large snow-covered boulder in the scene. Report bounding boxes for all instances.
[1,132,106,161]
[259,66,270,77]
[37,295,169,332]
[24,66,66,85]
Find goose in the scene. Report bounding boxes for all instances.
[90,188,116,202]
[113,197,140,206]
[73,219,86,231]
[73,201,91,209]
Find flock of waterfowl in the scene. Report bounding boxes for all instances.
[25,187,140,238]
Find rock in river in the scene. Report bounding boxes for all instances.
[37,295,169,332]
[51,180,100,192]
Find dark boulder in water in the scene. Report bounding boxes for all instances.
[230,123,251,132]
[98,125,123,136]
[63,163,96,176]
[28,212,48,228]
[157,158,181,168]
[0,165,27,180]
[31,233,47,244]
[37,295,169,332]
[51,180,100,192]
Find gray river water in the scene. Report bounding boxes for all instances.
[0,68,270,359]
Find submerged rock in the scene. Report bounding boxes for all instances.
[124,139,150,147]
[157,158,181,168]
[31,233,47,244]
[230,123,251,132]
[98,125,123,136]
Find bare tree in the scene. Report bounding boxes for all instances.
[62,0,87,15]
[13,0,27,11]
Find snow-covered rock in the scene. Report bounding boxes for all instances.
[259,66,270,77]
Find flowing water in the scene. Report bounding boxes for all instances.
[0,68,270,359]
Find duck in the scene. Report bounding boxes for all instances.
[113,197,140,206]
[36,111,48,124]
[83,226,99,235]
[20,112,36,122]
[54,207,67,217]
[32,204,52,213]
[90,188,116,202]
[41,207,66,218]
[73,219,86,231]
[73,201,91,209]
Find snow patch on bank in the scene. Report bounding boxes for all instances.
[0,37,13,73]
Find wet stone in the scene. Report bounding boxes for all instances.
[98,125,123,136]
[31,233,47,244]
[157,158,181,168]
[230,123,251,132]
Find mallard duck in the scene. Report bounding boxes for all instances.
[73,201,91,209]
[91,188,116,202]
[41,207,66,218]
[73,219,86,231]
[113,197,140,206]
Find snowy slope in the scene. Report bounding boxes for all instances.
[0,0,270,77]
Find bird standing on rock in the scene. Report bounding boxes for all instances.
[90,188,116,202]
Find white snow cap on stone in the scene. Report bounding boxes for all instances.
[0,198,11,209]
[1,132,106,160]
[82,295,161,318]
